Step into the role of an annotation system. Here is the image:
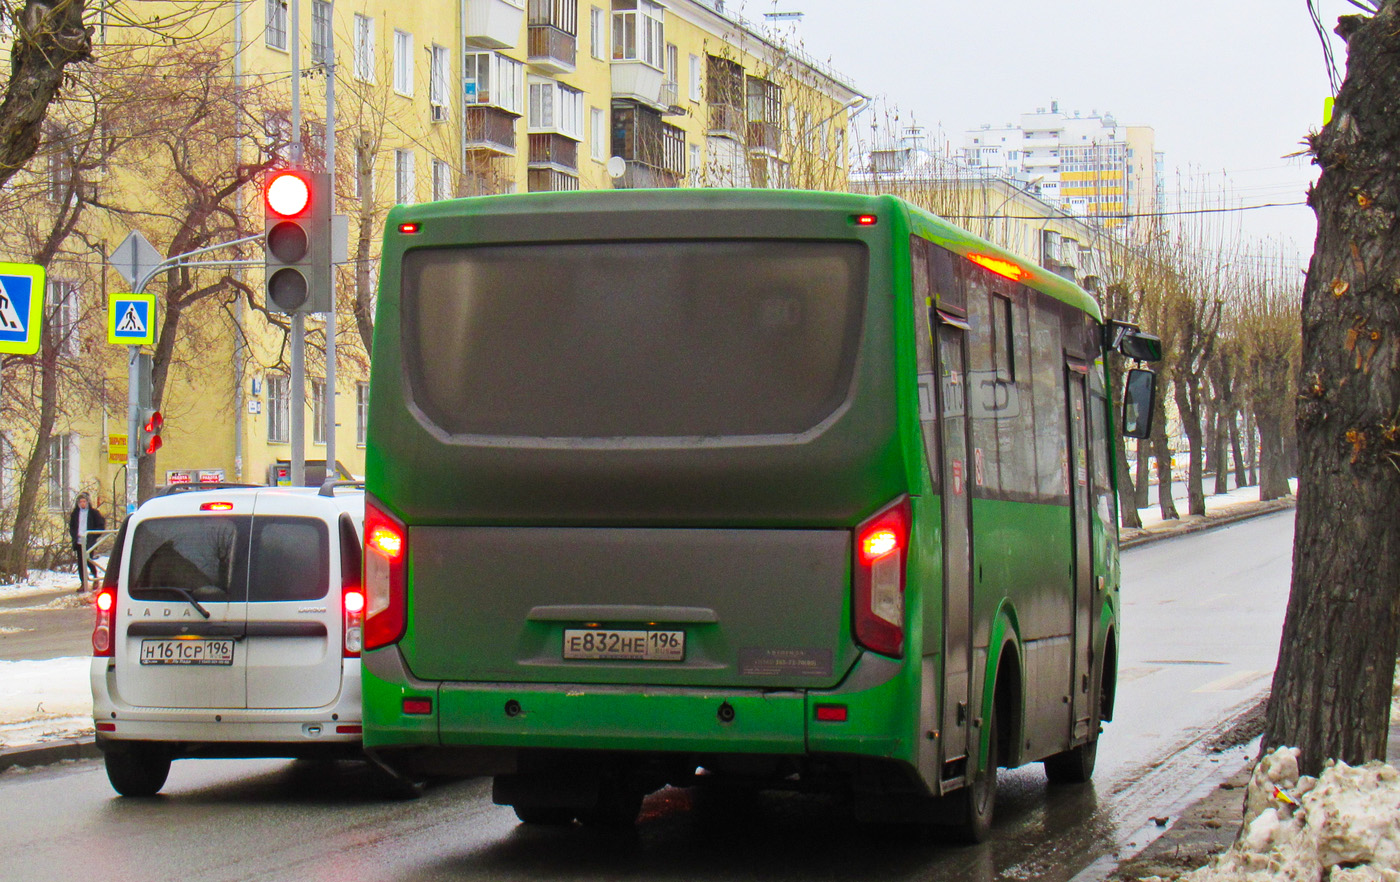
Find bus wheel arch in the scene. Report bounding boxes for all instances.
[983,608,1025,771]
[1100,627,1118,723]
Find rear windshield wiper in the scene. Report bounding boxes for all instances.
[144,586,212,620]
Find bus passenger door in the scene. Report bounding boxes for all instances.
[1066,364,1095,742]
[937,319,974,779]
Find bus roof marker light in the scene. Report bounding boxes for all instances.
[967,252,1029,282]
[398,222,420,234]
[853,214,878,226]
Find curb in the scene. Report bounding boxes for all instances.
[0,735,100,772]
[1119,497,1296,549]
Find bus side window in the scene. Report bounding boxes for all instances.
[1030,295,1068,502]
[910,235,940,494]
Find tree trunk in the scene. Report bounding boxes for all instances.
[1115,434,1141,529]
[1230,411,1248,488]
[1151,391,1179,521]
[0,348,59,581]
[1257,414,1291,501]
[0,0,93,187]
[1213,405,1230,495]
[1244,408,1258,485]
[1263,3,1400,776]
[1173,375,1208,516]
[1134,437,1151,510]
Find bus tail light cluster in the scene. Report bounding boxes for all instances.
[364,498,407,650]
[853,497,910,658]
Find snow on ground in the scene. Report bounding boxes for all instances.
[1135,479,1297,530]
[0,658,93,748]
[1170,746,1400,882]
[0,569,83,602]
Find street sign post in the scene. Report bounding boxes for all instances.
[109,232,165,291]
[107,293,156,345]
[0,262,45,356]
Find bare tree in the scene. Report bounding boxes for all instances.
[0,0,92,188]
[1264,1,1400,775]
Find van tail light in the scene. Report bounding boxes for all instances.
[853,497,910,658]
[364,497,407,650]
[92,582,118,658]
[343,586,365,658]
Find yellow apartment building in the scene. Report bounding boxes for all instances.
[0,0,864,553]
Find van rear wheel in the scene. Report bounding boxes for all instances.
[104,744,171,797]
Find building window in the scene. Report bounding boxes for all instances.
[266,0,288,50]
[310,0,332,62]
[464,52,524,114]
[395,149,415,204]
[354,14,375,83]
[590,106,605,160]
[46,435,74,511]
[590,6,605,59]
[689,143,700,181]
[528,79,582,139]
[688,53,700,102]
[356,383,369,447]
[267,374,290,443]
[393,30,414,95]
[430,44,449,108]
[612,0,663,69]
[311,379,326,445]
[48,279,79,357]
[432,158,452,200]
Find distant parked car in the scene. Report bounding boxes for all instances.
[90,481,366,796]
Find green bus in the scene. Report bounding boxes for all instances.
[360,189,1159,839]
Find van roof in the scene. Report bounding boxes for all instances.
[135,484,365,520]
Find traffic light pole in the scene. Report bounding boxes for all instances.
[324,6,337,480]
[289,0,306,489]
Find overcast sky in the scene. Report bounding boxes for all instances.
[774,0,1358,261]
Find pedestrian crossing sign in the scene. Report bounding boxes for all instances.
[0,262,45,356]
[108,293,156,345]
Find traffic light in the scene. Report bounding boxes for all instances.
[263,168,332,314]
[139,409,164,456]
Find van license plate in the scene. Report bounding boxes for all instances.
[139,639,236,666]
[563,629,684,662]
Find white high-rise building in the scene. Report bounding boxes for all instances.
[963,101,1159,233]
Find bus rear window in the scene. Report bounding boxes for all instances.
[401,240,868,439]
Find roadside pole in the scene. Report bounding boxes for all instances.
[324,2,337,480]
[289,0,306,488]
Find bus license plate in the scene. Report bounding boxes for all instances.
[140,638,236,666]
[563,629,685,662]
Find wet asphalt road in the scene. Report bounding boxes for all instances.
[0,511,1294,882]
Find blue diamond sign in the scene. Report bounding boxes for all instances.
[108,293,156,345]
[0,263,45,356]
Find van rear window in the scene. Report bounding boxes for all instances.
[249,517,329,602]
[401,240,868,438]
[129,516,249,603]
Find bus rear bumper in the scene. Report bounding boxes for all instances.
[362,646,912,774]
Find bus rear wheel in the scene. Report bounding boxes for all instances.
[946,705,998,844]
[1043,735,1098,785]
[512,805,576,826]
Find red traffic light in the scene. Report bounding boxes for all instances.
[142,410,164,455]
[266,170,311,217]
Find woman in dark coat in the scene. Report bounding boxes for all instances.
[68,491,106,581]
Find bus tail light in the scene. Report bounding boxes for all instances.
[853,497,910,658]
[364,498,407,650]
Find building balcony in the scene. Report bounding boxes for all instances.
[747,120,780,156]
[612,159,680,189]
[464,105,519,155]
[466,0,524,49]
[611,61,667,111]
[527,24,576,75]
[528,167,580,192]
[707,103,744,140]
[659,81,679,110]
[527,132,578,171]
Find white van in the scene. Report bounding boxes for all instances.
[90,481,366,796]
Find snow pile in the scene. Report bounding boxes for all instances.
[1179,746,1400,882]
[0,569,82,602]
[0,657,93,749]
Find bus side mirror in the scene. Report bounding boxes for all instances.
[1120,332,1163,363]
[1122,368,1156,440]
